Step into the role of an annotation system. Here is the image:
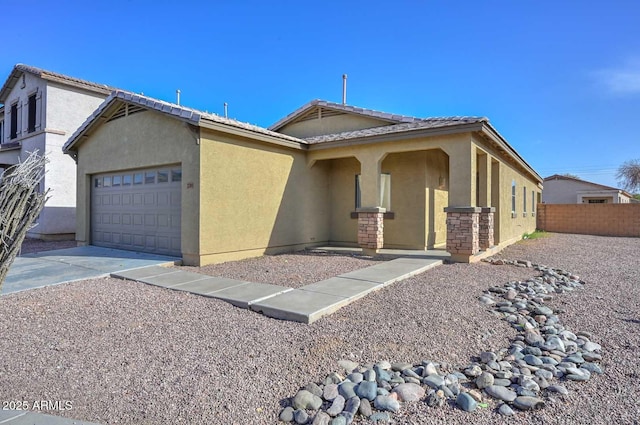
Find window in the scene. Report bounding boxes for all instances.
[94,177,102,188]
[380,173,391,210]
[588,199,606,204]
[122,175,132,186]
[145,172,155,184]
[27,93,36,133]
[103,176,112,187]
[112,175,121,187]
[0,119,4,144]
[157,170,169,183]
[133,173,143,185]
[10,103,18,139]
[511,180,516,215]
[171,169,182,182]
[531,190,536,215]
[355,174,391,210]
[523,186,527,214]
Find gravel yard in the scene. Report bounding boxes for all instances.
[0,233,638,424]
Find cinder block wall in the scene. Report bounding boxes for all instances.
[537,204,640,237]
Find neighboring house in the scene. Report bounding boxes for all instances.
[0,64,113,239]
[543,174,634,204]
[63,94,542,265]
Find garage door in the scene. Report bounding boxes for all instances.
[91,166,181,256]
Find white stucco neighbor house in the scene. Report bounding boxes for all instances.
[542,174,634,204]
[0,64,113,239]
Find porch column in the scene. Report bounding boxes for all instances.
[477,151,491,207]
[356,152,386,255]
[357,207,385,256]
[443,141,480,261]
[478,207,495,250]
[445,206,481,261]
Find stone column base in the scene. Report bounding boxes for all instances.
[479,207,495,250]
[444,206,481,258]
[357,207,385,253]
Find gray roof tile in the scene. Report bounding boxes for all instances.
[0,64,115,103]
[269,99,427,131]
[64,90,305,153]
[305,116,487,144]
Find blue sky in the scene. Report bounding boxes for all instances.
[3,0,638,188]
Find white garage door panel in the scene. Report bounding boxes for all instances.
[91,166,181,256]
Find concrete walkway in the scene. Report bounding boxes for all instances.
[2,246,178,295]
[0,409,100,425]
[113,250,447,324]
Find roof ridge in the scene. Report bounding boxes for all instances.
[1,63,115,103]
[15,63,116,92]
[64,90,306,154]
[544,173,626,193]
[269,99,427,131]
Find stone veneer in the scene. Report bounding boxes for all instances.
[479,207,495,250]
[357,207,385,254]
[444,207,481,257]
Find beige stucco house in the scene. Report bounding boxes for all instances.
[543,174,634,204]
[63,93,542,265]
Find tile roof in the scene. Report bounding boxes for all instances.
[268,99,428,131]
[304,116,487,144]
[544,174,630,194]
[63,90,305,153]
[0,64,115,103]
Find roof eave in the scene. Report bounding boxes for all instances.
[200,119,307,150]
[307,122,485,150]
[479,123,543,184]
[0,68,23,103]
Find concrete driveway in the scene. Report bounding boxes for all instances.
[1,246,178,295]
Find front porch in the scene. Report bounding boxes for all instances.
[308,135,500,262]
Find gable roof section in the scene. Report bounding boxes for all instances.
[268,99,426,132]
[544,174,632,197]
[304,116,487,144]
[63,90,306,155]
[0,64,115,103]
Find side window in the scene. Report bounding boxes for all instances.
[511,180,516,215]
[10,103,18,139]
[355,175,361,209]
[380,173,391,211]
[27,93,37,133]
[523,186,527,214]
[531,190,536,214]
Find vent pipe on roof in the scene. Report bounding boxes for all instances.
[176,89,181,105]
[224,102,228,118]
[342,74,348,105]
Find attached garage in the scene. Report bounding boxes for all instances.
[91,166,182,256]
